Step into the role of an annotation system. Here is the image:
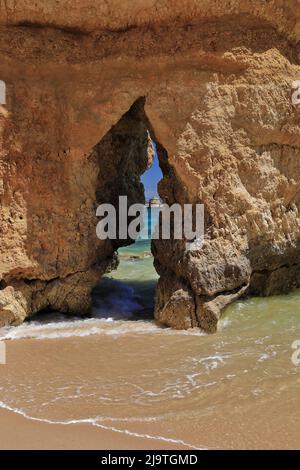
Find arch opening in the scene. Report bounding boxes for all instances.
[91,98,167,323]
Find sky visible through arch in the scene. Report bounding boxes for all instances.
[141,142,163,200]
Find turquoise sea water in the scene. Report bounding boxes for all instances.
[0,223,299,448]
[93,238,157,321]
[92,207,160,321]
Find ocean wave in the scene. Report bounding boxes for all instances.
[0,319,158,341]
[0,316,206,341]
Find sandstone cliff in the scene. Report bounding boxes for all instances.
[1,1,300,332]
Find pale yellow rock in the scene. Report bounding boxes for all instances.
[0,1,300,332]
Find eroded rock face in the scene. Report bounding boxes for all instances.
[0,92,153,324]
[1,1,300,331]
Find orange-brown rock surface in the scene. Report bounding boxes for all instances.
[1,1,300,332]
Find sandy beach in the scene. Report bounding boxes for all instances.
[0,408,184,450]
[0,308,299,450]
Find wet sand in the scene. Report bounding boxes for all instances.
[0,408,183,450]
[1,397,299,450]
[0,325,299,450]
[0,258,300,450]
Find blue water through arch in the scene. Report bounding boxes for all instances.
[92,141,163,321]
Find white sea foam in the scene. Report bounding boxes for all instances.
[0,270,207,341]
[218,317,232,329]
[0,400,206,450]
[257,351,277,362]
[0,316,206,341]
[0,320,156,341]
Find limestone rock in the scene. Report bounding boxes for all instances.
[0,1,300,332]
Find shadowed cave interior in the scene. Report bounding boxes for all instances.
[28,97,167,324]
[92,99,165,323]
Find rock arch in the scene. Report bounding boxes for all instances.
[1,4,300,331]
